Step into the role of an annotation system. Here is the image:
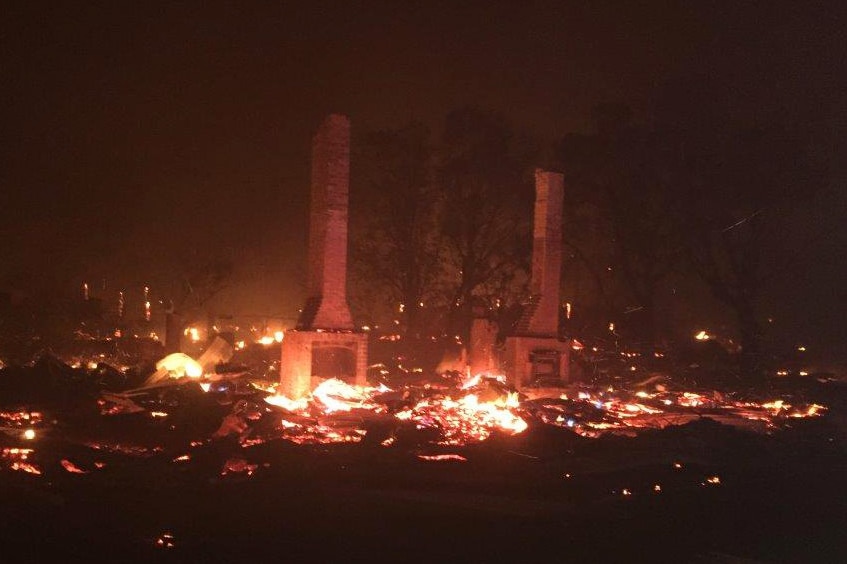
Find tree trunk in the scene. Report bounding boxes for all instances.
[165,311,184,354]
[735,301,764,381]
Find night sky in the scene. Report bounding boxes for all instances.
[1,2,845,351]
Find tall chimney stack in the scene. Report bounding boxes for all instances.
[525,169,564,336]
[297,114,354,331]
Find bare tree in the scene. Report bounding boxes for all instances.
[671,122,828,377]
[163,254,232,353]
[557,104,681,344]
[436,107,535,340]
[350,122,444,338]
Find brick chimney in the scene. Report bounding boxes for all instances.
[297,114,355,331]
[503,169,569,389]
[518,169,564,337]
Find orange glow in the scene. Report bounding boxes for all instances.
[155,533,175,549]
[311,379,388,413]
[395,392,527,445]
[156,353,203,378]
[418,454,467,462]
[184,327,201,343]
[256,368,825,446]
[264,394,309,412]
[61,459,88,474]
[2,447,41,475]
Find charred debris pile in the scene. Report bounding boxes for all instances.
[1,336,845,561]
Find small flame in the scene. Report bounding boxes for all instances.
[311,379,379,413]
[184,327,201,343]
[264,394,309,412]
[156,353,203,379]
[460,374,482,390]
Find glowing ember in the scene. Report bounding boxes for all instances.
[695,330,711,340]
[221,457,258,476]
[395,392,527,445]
[417,454,468,462]
[155,532,175,549]
[264,394,309,412]
[312,378,382,413]
[265,379,388,415]
[2,447,41,475]
[256,367,825,446]
[0,410,42,426]
[533,384,826,438]
[61,459,88,474]
[156,353,203,378]
[22,428,36,440]
[460,374,482,390]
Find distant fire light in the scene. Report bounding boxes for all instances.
[144,286,151,321]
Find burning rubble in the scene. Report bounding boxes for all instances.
[0,330,844,562]
[0,333,833,483]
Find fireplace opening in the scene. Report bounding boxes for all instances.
[311,345,356,382]
[529,349,561,386]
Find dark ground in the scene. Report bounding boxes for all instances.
[1,342,846,563]
[2,410,846,563]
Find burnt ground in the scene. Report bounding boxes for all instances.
[1,344,846,564]
[2,411,846,564]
